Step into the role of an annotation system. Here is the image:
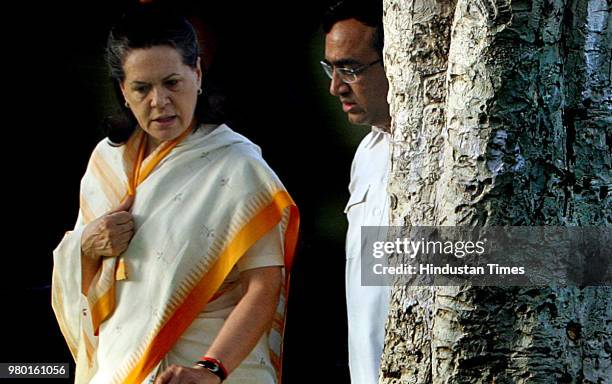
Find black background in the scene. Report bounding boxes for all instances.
[1,0,370,382]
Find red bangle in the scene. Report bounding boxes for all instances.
[195,356,228,381]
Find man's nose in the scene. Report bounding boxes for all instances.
[329,71,350,96]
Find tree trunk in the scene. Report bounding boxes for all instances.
[381,0,611,383]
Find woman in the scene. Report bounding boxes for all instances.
[52,8,298,384]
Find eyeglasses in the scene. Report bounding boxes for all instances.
[320,59,382,84]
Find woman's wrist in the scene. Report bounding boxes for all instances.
[193,366,221,384]
[195,357,227,382]
[80,227,99,262]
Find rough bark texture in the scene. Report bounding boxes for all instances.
[381,0,611,383]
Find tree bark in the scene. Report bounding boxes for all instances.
[381,0,611,382]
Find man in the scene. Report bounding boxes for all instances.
[321,1,392,383]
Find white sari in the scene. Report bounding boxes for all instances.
[52,124,299,383]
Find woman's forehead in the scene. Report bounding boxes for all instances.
[123,46,187,79]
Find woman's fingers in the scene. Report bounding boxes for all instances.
[154,365,221,384]
[114,230,134,248]
[109,195,134,214]
[82,215,135,259]
[108,210,134,225]
[113,218,135,235]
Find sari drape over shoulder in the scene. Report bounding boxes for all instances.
[52,124,299,383]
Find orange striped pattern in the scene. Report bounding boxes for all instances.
[90,152,124,204]
[54,125,300,383]
[79,196,96,224]
[133,127,192,191]
[51,274,78,360]
[82,328,95,367]
[269,192,299,383]
[119,190,299,384]
[88,127,193,336]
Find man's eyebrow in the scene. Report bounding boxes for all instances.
[326,58,361,67]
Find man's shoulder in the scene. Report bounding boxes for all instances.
[353,130,389,163]
[350,129,390,183]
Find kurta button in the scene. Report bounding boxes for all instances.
[82,309,87,316]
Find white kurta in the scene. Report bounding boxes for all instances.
[345,127,391,384]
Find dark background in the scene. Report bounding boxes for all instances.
[1,1,370,382]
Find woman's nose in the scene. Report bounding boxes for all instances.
[150,87,170,108]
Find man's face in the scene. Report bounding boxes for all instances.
[324,18,390,129]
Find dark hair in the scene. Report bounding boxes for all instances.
[105,7,223,144]
[322,0,384,56]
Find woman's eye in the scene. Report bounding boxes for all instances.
[133,86,149,94]
[166,79,179,88]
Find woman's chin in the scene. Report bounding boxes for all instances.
[146,125,185,143]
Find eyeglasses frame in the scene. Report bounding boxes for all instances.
[319,59,383,84]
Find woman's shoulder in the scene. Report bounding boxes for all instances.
[205,124,263,161]
[85,137,122,162]
[209,126,280,179]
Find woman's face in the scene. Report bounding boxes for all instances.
[120,46,202,148]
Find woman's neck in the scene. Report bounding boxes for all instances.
[145,136,161,158]
[143,121,198,157]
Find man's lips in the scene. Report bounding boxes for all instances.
[342,102,357,113]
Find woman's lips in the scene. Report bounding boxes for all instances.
[152,116,177,126]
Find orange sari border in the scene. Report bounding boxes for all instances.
[121,190,299,384]
[90,126,194,335]
[90,284,115,337]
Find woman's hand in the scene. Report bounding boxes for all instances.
[155,365,221,384]
[80,196,135,294]
[81,196,135,261]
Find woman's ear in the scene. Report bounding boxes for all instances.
[195,57,203,89]
[119,80,128,104]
